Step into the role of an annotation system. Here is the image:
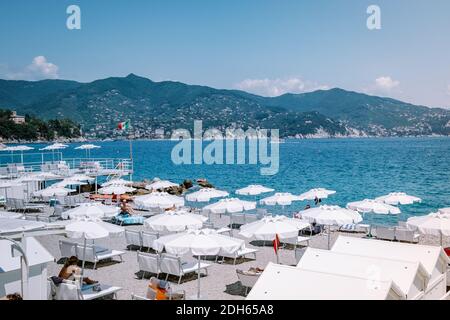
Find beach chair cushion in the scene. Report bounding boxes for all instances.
[113,215,145,225]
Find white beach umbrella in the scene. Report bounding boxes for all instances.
[145,180,179,191]
[236,185,274,196]
[34,186,75,197]
[134,192,185,210]
[185,188,229,203]
[55,179,89,188]
[101,178,133,187]
[69,174,95,182]
[75,144,101,158]
[40,143,68,151]
[260,192,302,206]
[346,199,401,215]
[153,228,245,299]
[98,185,136,195]
[239,215,310,263]
[65,219,124,277]
[64,203,108,220]
[298,188,336,201]
[375,192,421,205]
[299,205,362,249]
[1,145,34,163]
[144,209,207,232]
[407,211,450,245]
[203,198,256,214]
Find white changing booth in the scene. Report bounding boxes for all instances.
[331,236,449,300]
[297,248,429,300]
[0,237,54,300]
[246,262,405,300]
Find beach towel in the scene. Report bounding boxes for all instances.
[112,215,145,225]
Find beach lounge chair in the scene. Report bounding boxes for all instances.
[236,269,261,296]
[375,226,396,241]
[217,247,258,265]
[142,231,159,252]
[159,253,211,284]
[281,236,311,250]
[49,279,121,300]
[75,244,124,269]
[137,251,160,279]
[125,230,142,250]
[59,240,78,260]
[395,228,420,243]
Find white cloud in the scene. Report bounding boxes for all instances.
[1,56,59,80]
[235,77,329,97]
[374,76,400,91]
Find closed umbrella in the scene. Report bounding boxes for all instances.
[145,180,179,191]
[236,185,274,196]
[134,192,185,210]
[144,209,207,232]
[299,205,362,249]
[185,188,229,202]
[375,192,421,205]
[298,188,336,201]
[407,211,450,246]
[239,215,310,263]
[153,229,245,299]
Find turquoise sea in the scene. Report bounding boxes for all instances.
[2,137,450,225]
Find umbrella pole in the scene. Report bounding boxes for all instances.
[81,236,86,280]
[197,255,201,299]
[327,226,331,250]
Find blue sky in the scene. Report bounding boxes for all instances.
[0,0,449,108]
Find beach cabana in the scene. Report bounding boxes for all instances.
[0,237,54,300]
[246,262,405,300]
[297,248,429,300]
[331,236,449,299]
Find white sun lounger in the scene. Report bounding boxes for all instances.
[159,254,211,284]
[75,244,124,269]
[217,247,258,265]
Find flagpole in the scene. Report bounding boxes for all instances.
[128,120,133,182]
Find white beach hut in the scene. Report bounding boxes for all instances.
[297,248,429,300]
[331,236,449,300]
[0,237,54,300]
[246,262,405,300]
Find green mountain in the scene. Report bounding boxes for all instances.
[0,74,449,138]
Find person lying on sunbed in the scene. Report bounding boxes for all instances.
[58,256,98,285]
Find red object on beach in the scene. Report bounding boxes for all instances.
[273,234,280,254]
[444,248,450,257]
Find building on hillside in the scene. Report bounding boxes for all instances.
[9,111,25,124]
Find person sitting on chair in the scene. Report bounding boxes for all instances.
[58,256,97,285]
[119,199,134,217]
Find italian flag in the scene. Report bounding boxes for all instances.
[117,120,130,131]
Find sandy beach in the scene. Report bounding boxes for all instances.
[36,210,445,300]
